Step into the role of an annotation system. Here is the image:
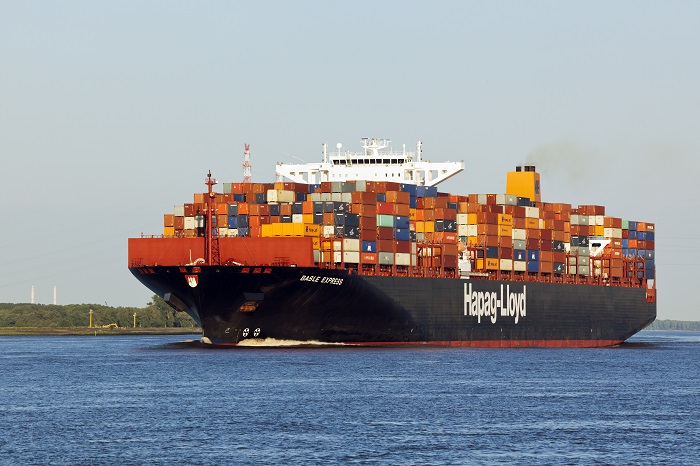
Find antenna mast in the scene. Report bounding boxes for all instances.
[243,143,252,182]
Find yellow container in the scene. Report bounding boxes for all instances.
[424,221,435,233]
[467,213,477,225]
[498,225,512,237]
[304,224,320,237]
[272,223,284,237]
[486,258,499,270]
[302,214,314,224]
[416,221,425,233]
[292,223,305,236]
[261,224,274,237]
[312,237,320,249]
[163,226,175,237]
[498,214,513,226]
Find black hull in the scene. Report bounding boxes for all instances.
[130,266,656,347]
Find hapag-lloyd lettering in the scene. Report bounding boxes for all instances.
[463,283,527,324]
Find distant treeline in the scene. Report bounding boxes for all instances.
[646,320,700,331]
[0,296,199,329]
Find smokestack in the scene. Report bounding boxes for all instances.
[53,286,57,305]
[31,286,35,304]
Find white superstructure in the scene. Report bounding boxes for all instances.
[276,138,464,186]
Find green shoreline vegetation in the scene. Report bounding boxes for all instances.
[0,295,201,336]
[1,297,698,334]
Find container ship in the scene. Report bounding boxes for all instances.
[128,138,656,347]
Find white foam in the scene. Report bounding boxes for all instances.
[235,338,346,347]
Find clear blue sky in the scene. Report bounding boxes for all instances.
[1,1,698,320]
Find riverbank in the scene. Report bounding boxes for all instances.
[0,327,202,336]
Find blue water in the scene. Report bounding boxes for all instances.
[0,332,698,465]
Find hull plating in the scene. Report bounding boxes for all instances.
[130,266,655,347]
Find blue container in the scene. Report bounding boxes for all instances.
[647,232,655,241]
[333,202,348,213]
[376,193,386,202]
[237,214,249,228]
[527,261,540,272]
[514,250,526,261]
[292,202,303,214]
[280,215,292,223]
[238,227,249,237]
[554,262,565,274]
[646,250,655,260]
[486,246,499,259]
[334,212,345,225]
[622,238,629,248]
[227,215,238,229]
[233,193,246,202]
[395,216,410,229]
[362,241,377,252]
[528,250,540,262]
[444,221,457,232]
[400,183,418,196]
[447,202,458,210]
[269,204,281,216]
[517,197,531,207]
[410,231,417,242]
[552,240,565,252]
[344,225,360,239]
[344,213,359,227]
[323,201,335,213]
[628,230,637,239]
[313,201,323,213]
[578,236,589,246]
[629,221,637,231]
[255,193,267,204]
[646,269,656,279]
[416,186,437,197]
[228,204,238,216]
[313,212,323,224]
[646,259,655,269]
[409,196,417,209]
[395,228,411,242]
[434,220,445,232]
[638,249,646,259]
[637,231,646,241]
[296,192,307,202]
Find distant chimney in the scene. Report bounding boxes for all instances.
[515,166,522,172]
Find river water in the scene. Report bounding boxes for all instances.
[0,331,698,465]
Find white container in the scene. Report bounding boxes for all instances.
[309,193,322,202]
[342,238,360,252]
[500,259,513,271]
[292,214,304,224]
[184,217,196,230]
[173,205,185,217]
[457,213,470,225]
[343,251,360,263]
[227,229,239,237]
[512,228,527,241]
[477,194,487,205]
[595,215,605,226]
[513,260,526,272]
[332,240,343,251]
[395,252,411,266]
[524,206,539,218]
[322,225,335,236]
[266,189,295,203]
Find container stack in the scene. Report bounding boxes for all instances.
[163,180,655,282]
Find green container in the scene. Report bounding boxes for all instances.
[376,214,395,228]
